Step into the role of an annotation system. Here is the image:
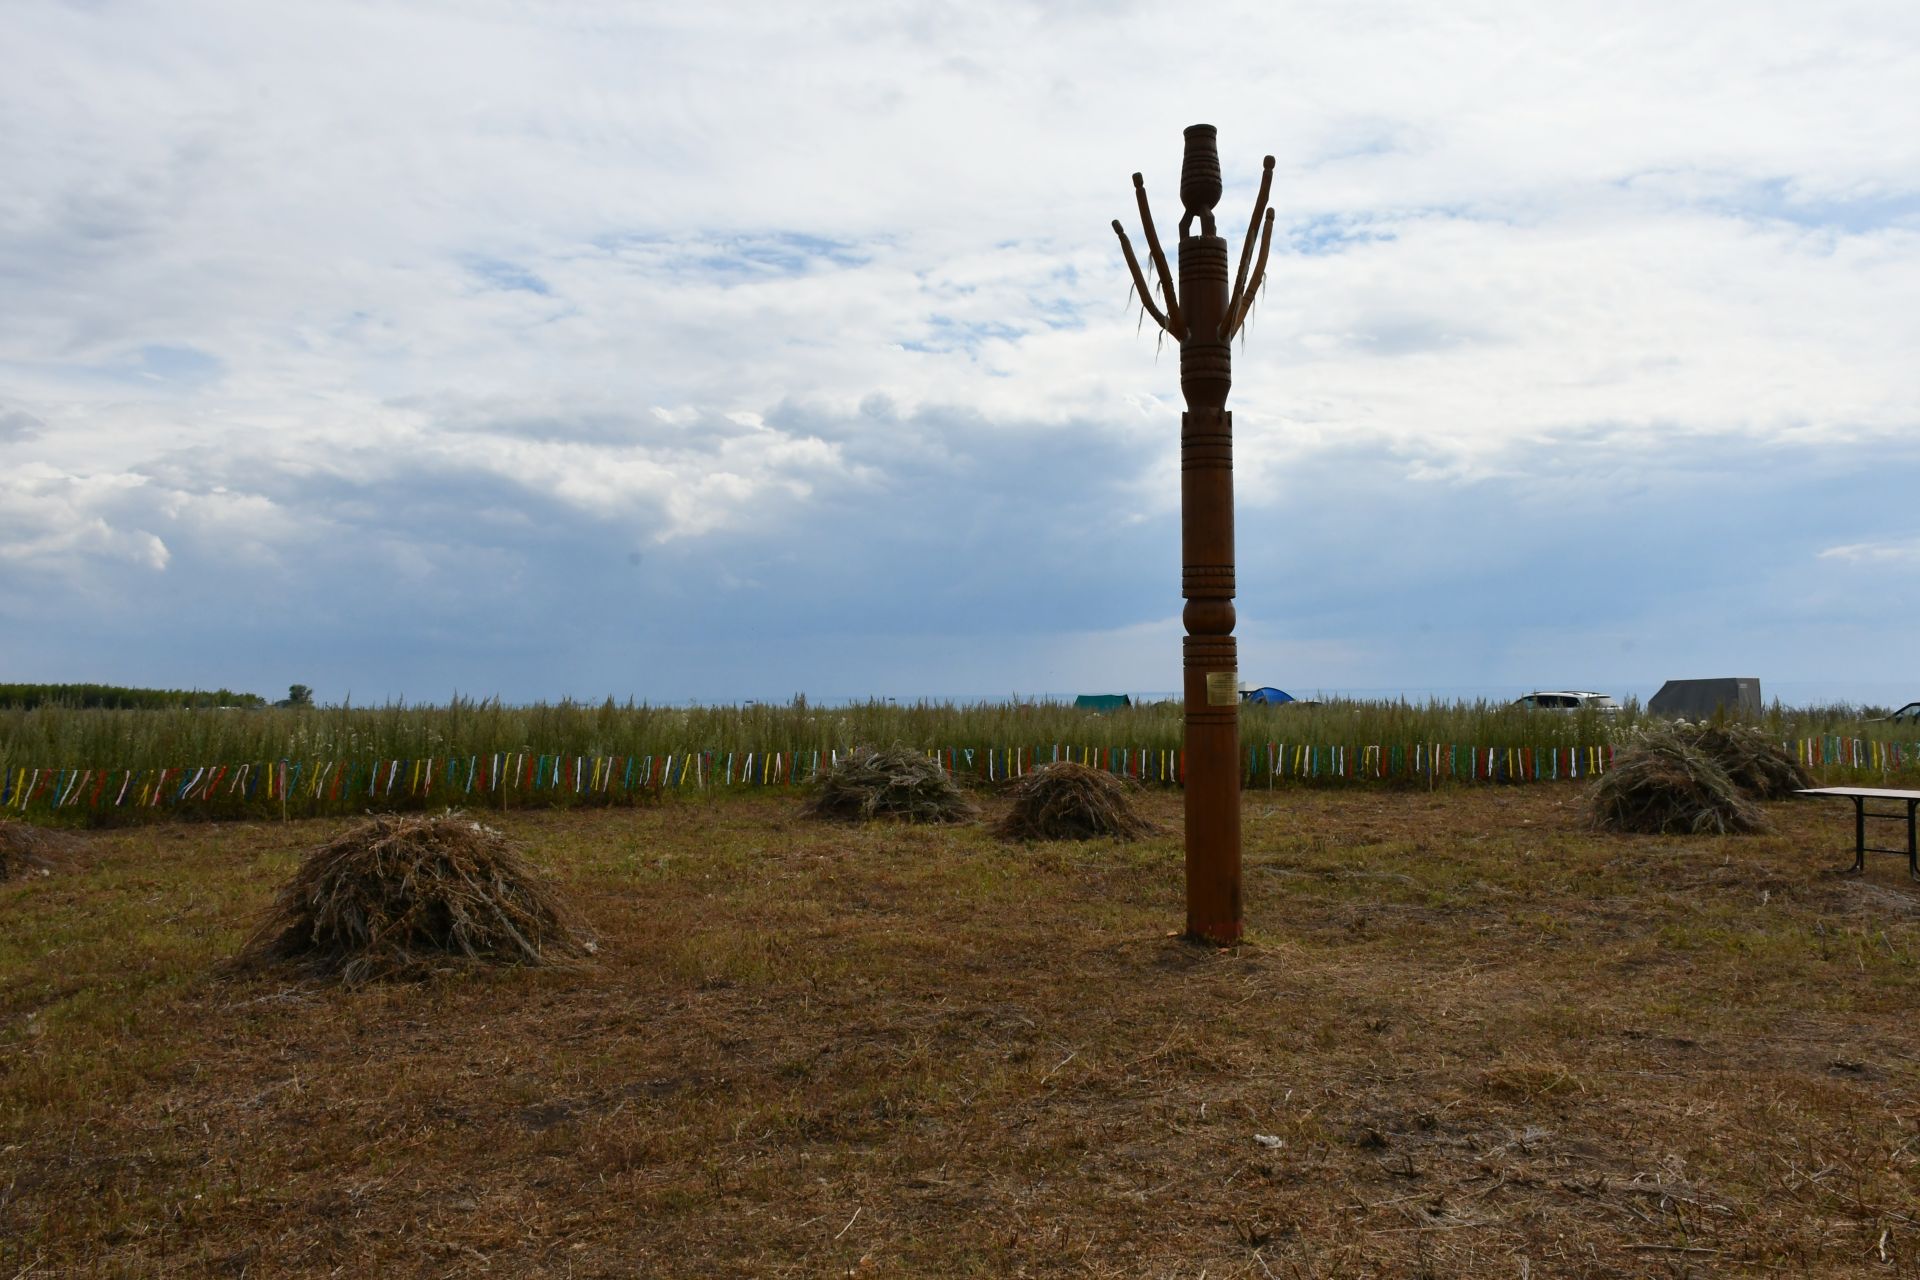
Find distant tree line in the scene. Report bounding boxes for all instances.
[0,683,268,710]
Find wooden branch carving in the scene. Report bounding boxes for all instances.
[1131,173,1184,339]
[1111,220,1173,334]
[1222,208,1275,342]
[1223,156,1275,339]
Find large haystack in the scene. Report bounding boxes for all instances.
[1590,730,1766,835]
[1677,724,1811,800]
[0,821,75,882]
[996,762,1161,842]
[805,746,978,824]
[237,813,594,983]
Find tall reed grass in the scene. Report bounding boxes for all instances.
[3,694,1910,778]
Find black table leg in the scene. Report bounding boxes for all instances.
[1908,799,1918,881]
[1852,796,1866,874]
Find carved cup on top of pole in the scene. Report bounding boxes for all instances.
[1112,124,1275,945]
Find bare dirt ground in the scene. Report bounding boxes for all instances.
[3,786,1917,1277]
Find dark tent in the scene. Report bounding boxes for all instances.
[1648,677,1762,719]
[1074,694,1132,712]
[1239,686,1295,705]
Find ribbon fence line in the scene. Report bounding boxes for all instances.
[4,736,1914,815]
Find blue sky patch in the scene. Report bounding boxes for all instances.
[463,255,552,295]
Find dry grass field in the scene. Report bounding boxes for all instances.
[3,787,1917,1277]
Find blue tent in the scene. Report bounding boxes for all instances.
[1240,686,1295,705]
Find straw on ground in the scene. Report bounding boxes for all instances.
[236,811,594,983]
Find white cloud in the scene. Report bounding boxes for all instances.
[1818,539,1920,565]
[0,467,170,571]
[2,0,1918,696]
[0,407,44,440]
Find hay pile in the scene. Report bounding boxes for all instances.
[805,746,978,824]
[996,762,1161,842]
[1590,730,1767,835]
[237,813,593,983]
[1676,724,1811,799]
[0,821,75,881]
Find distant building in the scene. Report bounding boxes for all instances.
[1074,694,1132,712]
[1648,678,1762,718]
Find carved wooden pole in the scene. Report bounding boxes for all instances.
[1114,124,1275,945]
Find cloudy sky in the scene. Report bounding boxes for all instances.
[3,0,1917,706]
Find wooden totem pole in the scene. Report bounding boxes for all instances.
[1113,124,1274,945]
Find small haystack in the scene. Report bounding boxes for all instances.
[0,821,75,882]
[1677,724,1811,800]
[997,762,1161,842]
[805,746,978,824]
[1590,730,1766,835]
[237,812,594,983]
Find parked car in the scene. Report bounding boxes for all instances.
[1513,691,1621,713]
[1868,701,1920,724]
